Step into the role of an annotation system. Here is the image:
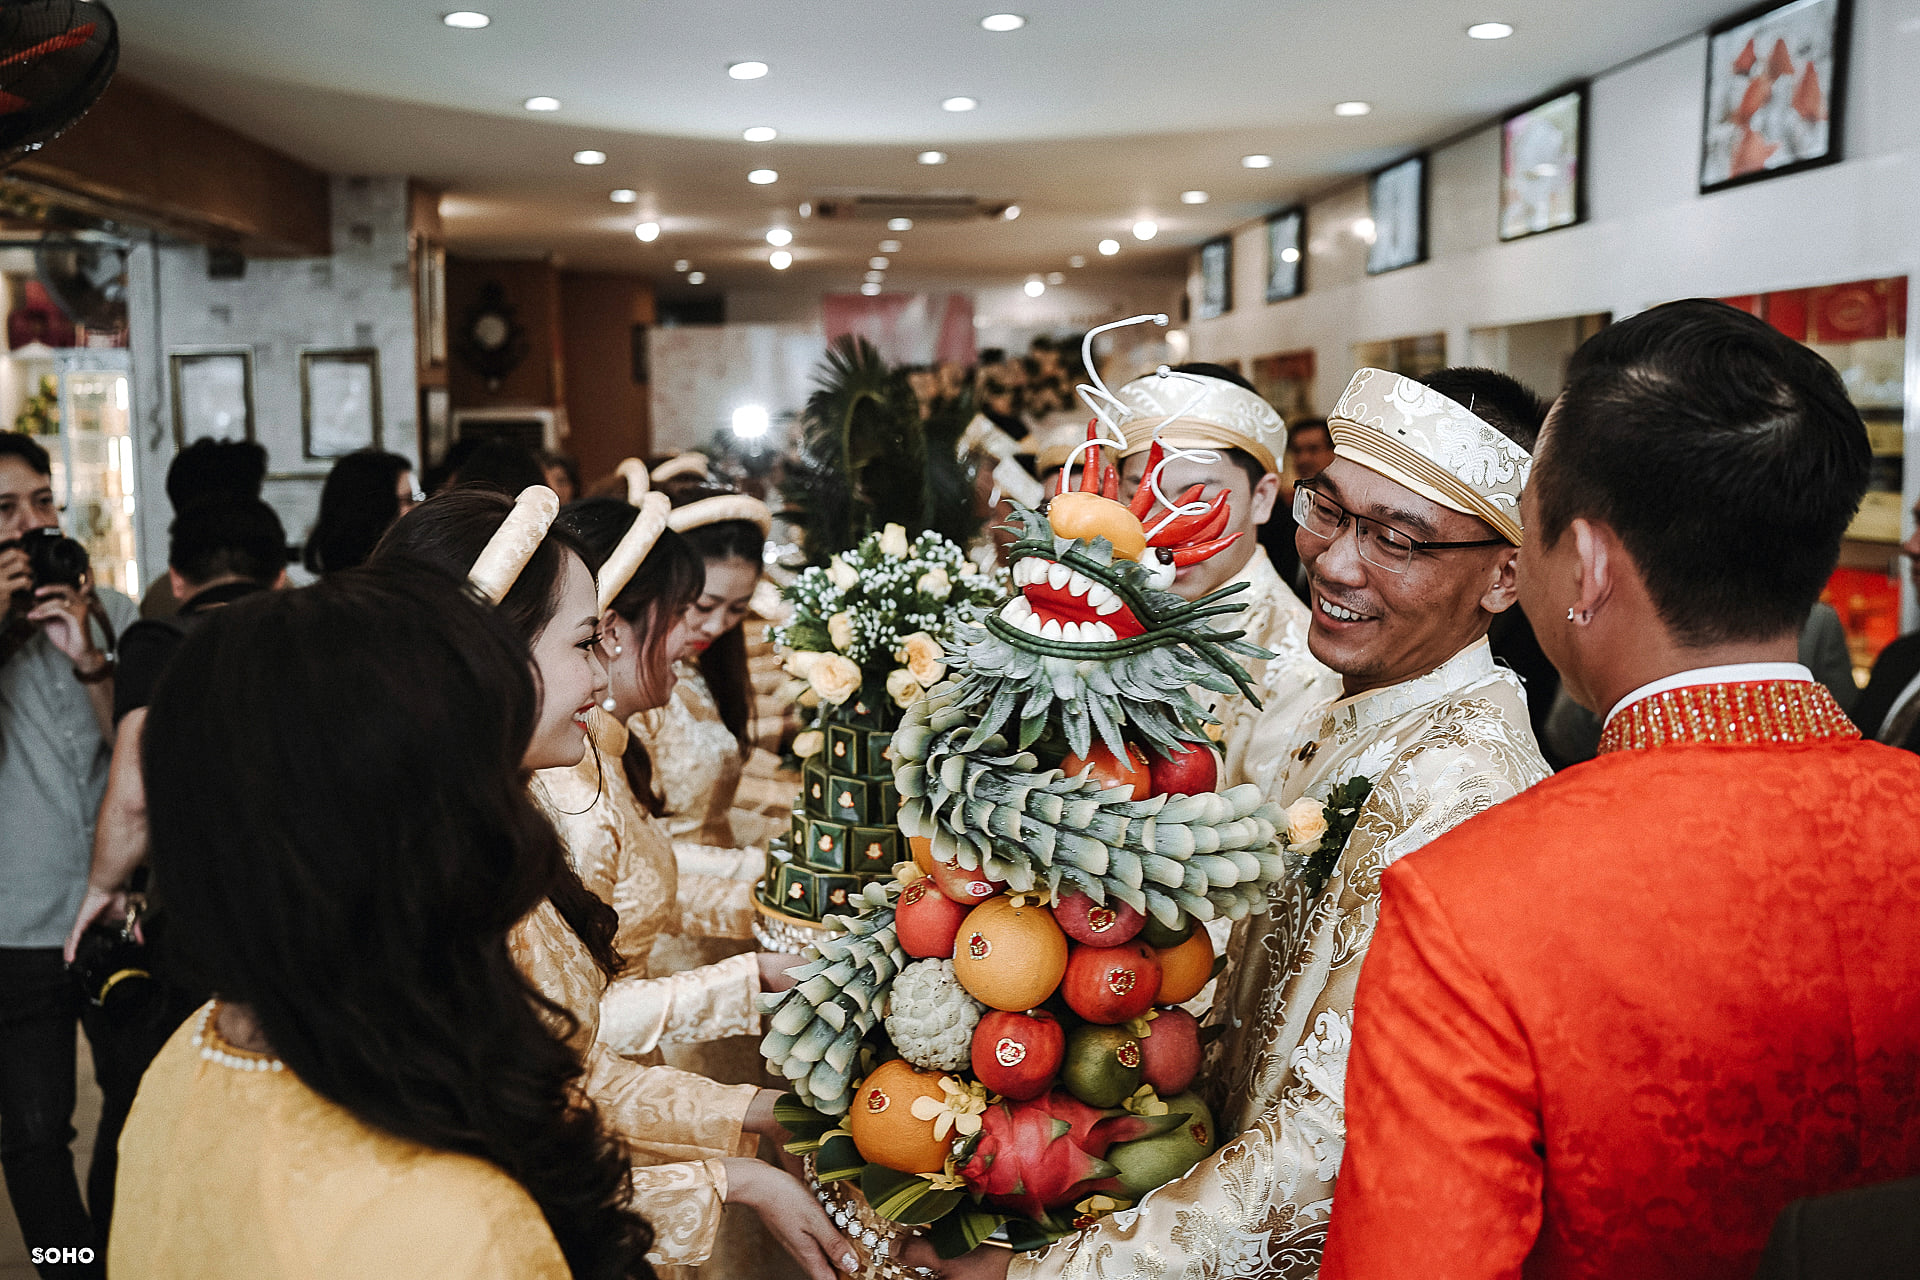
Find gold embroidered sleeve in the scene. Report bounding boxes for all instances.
[600,950,762,1059]
[629,1158,731,1266]
[670,840,761,941]
[580,1044,759,1164]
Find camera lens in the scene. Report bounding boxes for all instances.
[20,527,89,589]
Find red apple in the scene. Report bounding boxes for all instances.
[1147,740,1219,797]
[1137,1007,1202,1095]
[927,855,1005,906]
[1061,942,1161,1025]
[1053,890,1146,949]
[1060,742,1151,800]
[895,878,970,958]
[971,1009,1066,1101]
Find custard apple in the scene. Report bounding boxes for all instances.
[885,957,985,1072]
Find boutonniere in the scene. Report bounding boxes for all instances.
[1284,775,1374,898]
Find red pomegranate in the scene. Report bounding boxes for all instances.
[1061,942,1161,1025]
[927,855,1005,905]
[895,878,970,959]
[1137,1007,1202,1096]
[971,1009,1066,1101]
[1053,891,1146,949]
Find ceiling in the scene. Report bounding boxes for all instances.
[108,0,1734,295]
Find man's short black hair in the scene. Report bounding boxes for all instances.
[1170,361,1258,396]
[1421,367,1546,451]
[165,439,267,510]
[1287,418,1331,447]
[1536,298,1870,646]
[0,430,51,475]
[169,496,288,587]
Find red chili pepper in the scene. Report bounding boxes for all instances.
[1128,442,1165,518]
[1101,463,1119,501]
[1189,500,1230,544]
[1150,489,1228,545]
[1169,531,1241,566]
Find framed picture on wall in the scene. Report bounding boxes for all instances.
[1265,207,1305,302]
[1500,85,1587,240]
[1197,237,1233,319]
[300,348,383,460]
[1367,154,1427,275]
[168,349,254,447]
[1700,0,1850,193]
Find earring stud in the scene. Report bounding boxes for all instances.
[601,697,617,712]
[613,643,624,656]
[1567,607,1591,625]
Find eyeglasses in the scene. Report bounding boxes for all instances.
[1293,484,1504,575]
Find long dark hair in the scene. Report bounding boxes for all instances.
[304,449,413,575]
[372,489,622,976]
[142,562,654,1279]
[557,499,705,817]
[662,481,763,751]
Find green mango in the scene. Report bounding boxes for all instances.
[1107,1093,1216,1199]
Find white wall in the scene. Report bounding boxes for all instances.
[127,176,418,561]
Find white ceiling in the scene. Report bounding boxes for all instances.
[108,0,1734,293]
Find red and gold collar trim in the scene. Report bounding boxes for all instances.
[1598,680,1859,755]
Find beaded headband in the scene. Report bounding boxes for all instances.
[669,493,773,536]
[597,458,673,612]
[467,485,561,605]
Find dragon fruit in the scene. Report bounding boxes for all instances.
[958,1089,1189,1224]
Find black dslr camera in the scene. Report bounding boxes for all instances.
[70,905,152,1013]
[17,525,91,589]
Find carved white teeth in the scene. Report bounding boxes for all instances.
[1041,618,1063,640]
[1061,621,1083,643]
[1000,595,1033,623]
[1067,569,1096,598]
[1085,621,1117,642]
[1096,595,1122,616]
[1084,582,1112,608]
[1047,561,1071,591]
[1018,612,1044,635]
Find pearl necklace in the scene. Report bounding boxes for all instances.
[192,1003,286,1073]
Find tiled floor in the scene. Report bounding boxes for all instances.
[0,1030,103,1279]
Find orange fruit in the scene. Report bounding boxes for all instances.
[952,895,1069,1011]
[1154,928,1215,1005]
[910,835,936,876]
[847,1059,952,1174]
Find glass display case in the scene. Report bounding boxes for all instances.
[42,348,139,597]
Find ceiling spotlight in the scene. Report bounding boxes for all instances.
[766,227,794,246]
[980,13,1026,31]
[1281,246,1301,264]
[870,256,889,269]
[674,259,690,272]
[523,95,560,112]
[918,151,948,165]
[728,61,769,80]
[879,239,902,253]
[609,188,638,203]
[1046,271,1064,285]
[1334,100,1373,117]
[942,96,978,112]
[1132,219,1158,241]
[634,221,660,242]
[442,11,489,29]
[1242,154,1273,169]
[770,250,793,270]
[572,150,607,165]
[1353,216,1377,243]
[865,270,885,283]
[861,281,883,295]
[732,405,770,438]
[1466,21,1514,39]
[687,271,707,284]
[1068,255,1086,268]
[742,125,778,142]
[1098,238,1120,256]
[748,168,779,184]
[888,217,914,232]
[1181,190,1209,204]
[799,202,813,217]
[1002,204,1021,220]
[1024,279,1046,298]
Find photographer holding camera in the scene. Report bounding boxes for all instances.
[1,430,137,1280]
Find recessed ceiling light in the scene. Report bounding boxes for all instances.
[634,221,660,242]
[728,61,769,80]
[1280,246,1301,264]
[609,189,638,203]
[870,256,889,269]
[748,168,779,184]
[1466,21,1514,39]
[742,126,778,143]
[442,11,489,29]
[1046,271,1064,285]
[918,151,948,165]
[1068,255,1086,268]
[770,250,793,270]
[1098,238,1120,256]
[861,281,882,295]
[1132,220,1158,241]
[798,202,813,217]
[942,96,978,113]
[687,271,706,284]
[1024,279,1046,297]
[980,13,1025,31]
[674,259,690,272]
[1242,154,1273,169]
[879,239,902,253]
[1334,100,1373,117]
[888,217,914,232]
[1002,204,1021,220]
[766,227,794,246]
[523,95,560,112]
[573,150,607,165]
[1181,190,1209,204]
[865,270,885,283]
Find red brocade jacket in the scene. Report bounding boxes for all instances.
[1321,679,1920,1280]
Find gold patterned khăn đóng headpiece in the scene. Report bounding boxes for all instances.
[1326,367,1531,546]
[1113,370,1287,476]
[467,485,561,605]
